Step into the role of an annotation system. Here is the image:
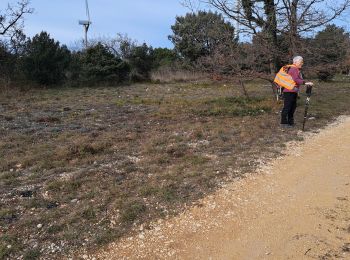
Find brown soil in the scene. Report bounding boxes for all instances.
[95,116,350,259]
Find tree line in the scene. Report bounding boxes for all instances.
[1,0,350,88]
[0,31,179,86]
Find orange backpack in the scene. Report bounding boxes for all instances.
[274,65,297,90]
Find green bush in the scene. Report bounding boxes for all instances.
[21,31,71,85]
[75,43,130,85]
[123,43,154,81]
[152,48,178,69]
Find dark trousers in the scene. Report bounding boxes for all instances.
[281,92,298,125]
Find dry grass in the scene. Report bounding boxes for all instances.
[150,67,208,83]
[1,78,350,259]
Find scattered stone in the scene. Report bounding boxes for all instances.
[154,226,161,232]
[71,199,78,203]
[42,191,50,199]
[37,224,43,229]
[139,233,145,240]
[342,243,350,252]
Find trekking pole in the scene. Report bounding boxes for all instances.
[302,85,313,131]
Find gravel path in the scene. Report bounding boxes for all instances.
[93,116,350,260]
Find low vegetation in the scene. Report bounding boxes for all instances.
[1,78,350,258]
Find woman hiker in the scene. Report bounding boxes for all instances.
[275,56,314,128]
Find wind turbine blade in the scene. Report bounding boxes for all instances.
[86,0,91,22]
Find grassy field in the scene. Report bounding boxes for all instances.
[1,77,350,259]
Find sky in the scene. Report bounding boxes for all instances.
[1,0,350,49]
[1,0,190,49]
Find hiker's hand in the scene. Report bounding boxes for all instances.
[305,82,313,86]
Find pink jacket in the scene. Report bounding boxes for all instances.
[283,67,305,93]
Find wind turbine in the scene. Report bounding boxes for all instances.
[79,0,92,48]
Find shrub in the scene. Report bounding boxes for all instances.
[21,31,71,85]
[76,43,130,85]
[123,43,154,81]
[0,42,16,87]
[317,67,336,81]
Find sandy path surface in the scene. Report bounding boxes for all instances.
[95,117,350,260]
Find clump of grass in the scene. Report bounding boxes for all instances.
[62,228,80,242]
[68,143,104,157]
[140,185,160,197]
[166,143,188,158]
[115,97,162,107]
[94,229,122,246]
[46,179,82,196]
[150,68,207,83]
[121,200,146,223]
[23,249,41,260]
[0,171,21,185]
[0,208,17,225]
[184,155,210,165]
[0,235,22,259]
[159,186,178,202]
[81,207,96,220]
[115,99,127,107]
[47,224,64,234]
[195,96,272,117]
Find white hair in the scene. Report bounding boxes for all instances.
[293,56,303,64]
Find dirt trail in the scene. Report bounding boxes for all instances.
[95,117,350,260]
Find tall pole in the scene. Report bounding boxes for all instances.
[84,25,88,48]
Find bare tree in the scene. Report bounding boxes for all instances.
[277,0,350,55]
[180,0,202,12]
[0,0,33,37]
[72,34,138,59]
[182,0,350,70]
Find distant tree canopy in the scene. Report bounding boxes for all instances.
[122,43,154,81]
[21,31,71,85]
[76,43,130,84]
[1,4,350,88]
[151,47,178,68]
[182,0,350,74]
[312,25,349,65]
[169,11,236,62]
[84,38,180,82]
[305,25,350,81]
[0,42,16,83]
